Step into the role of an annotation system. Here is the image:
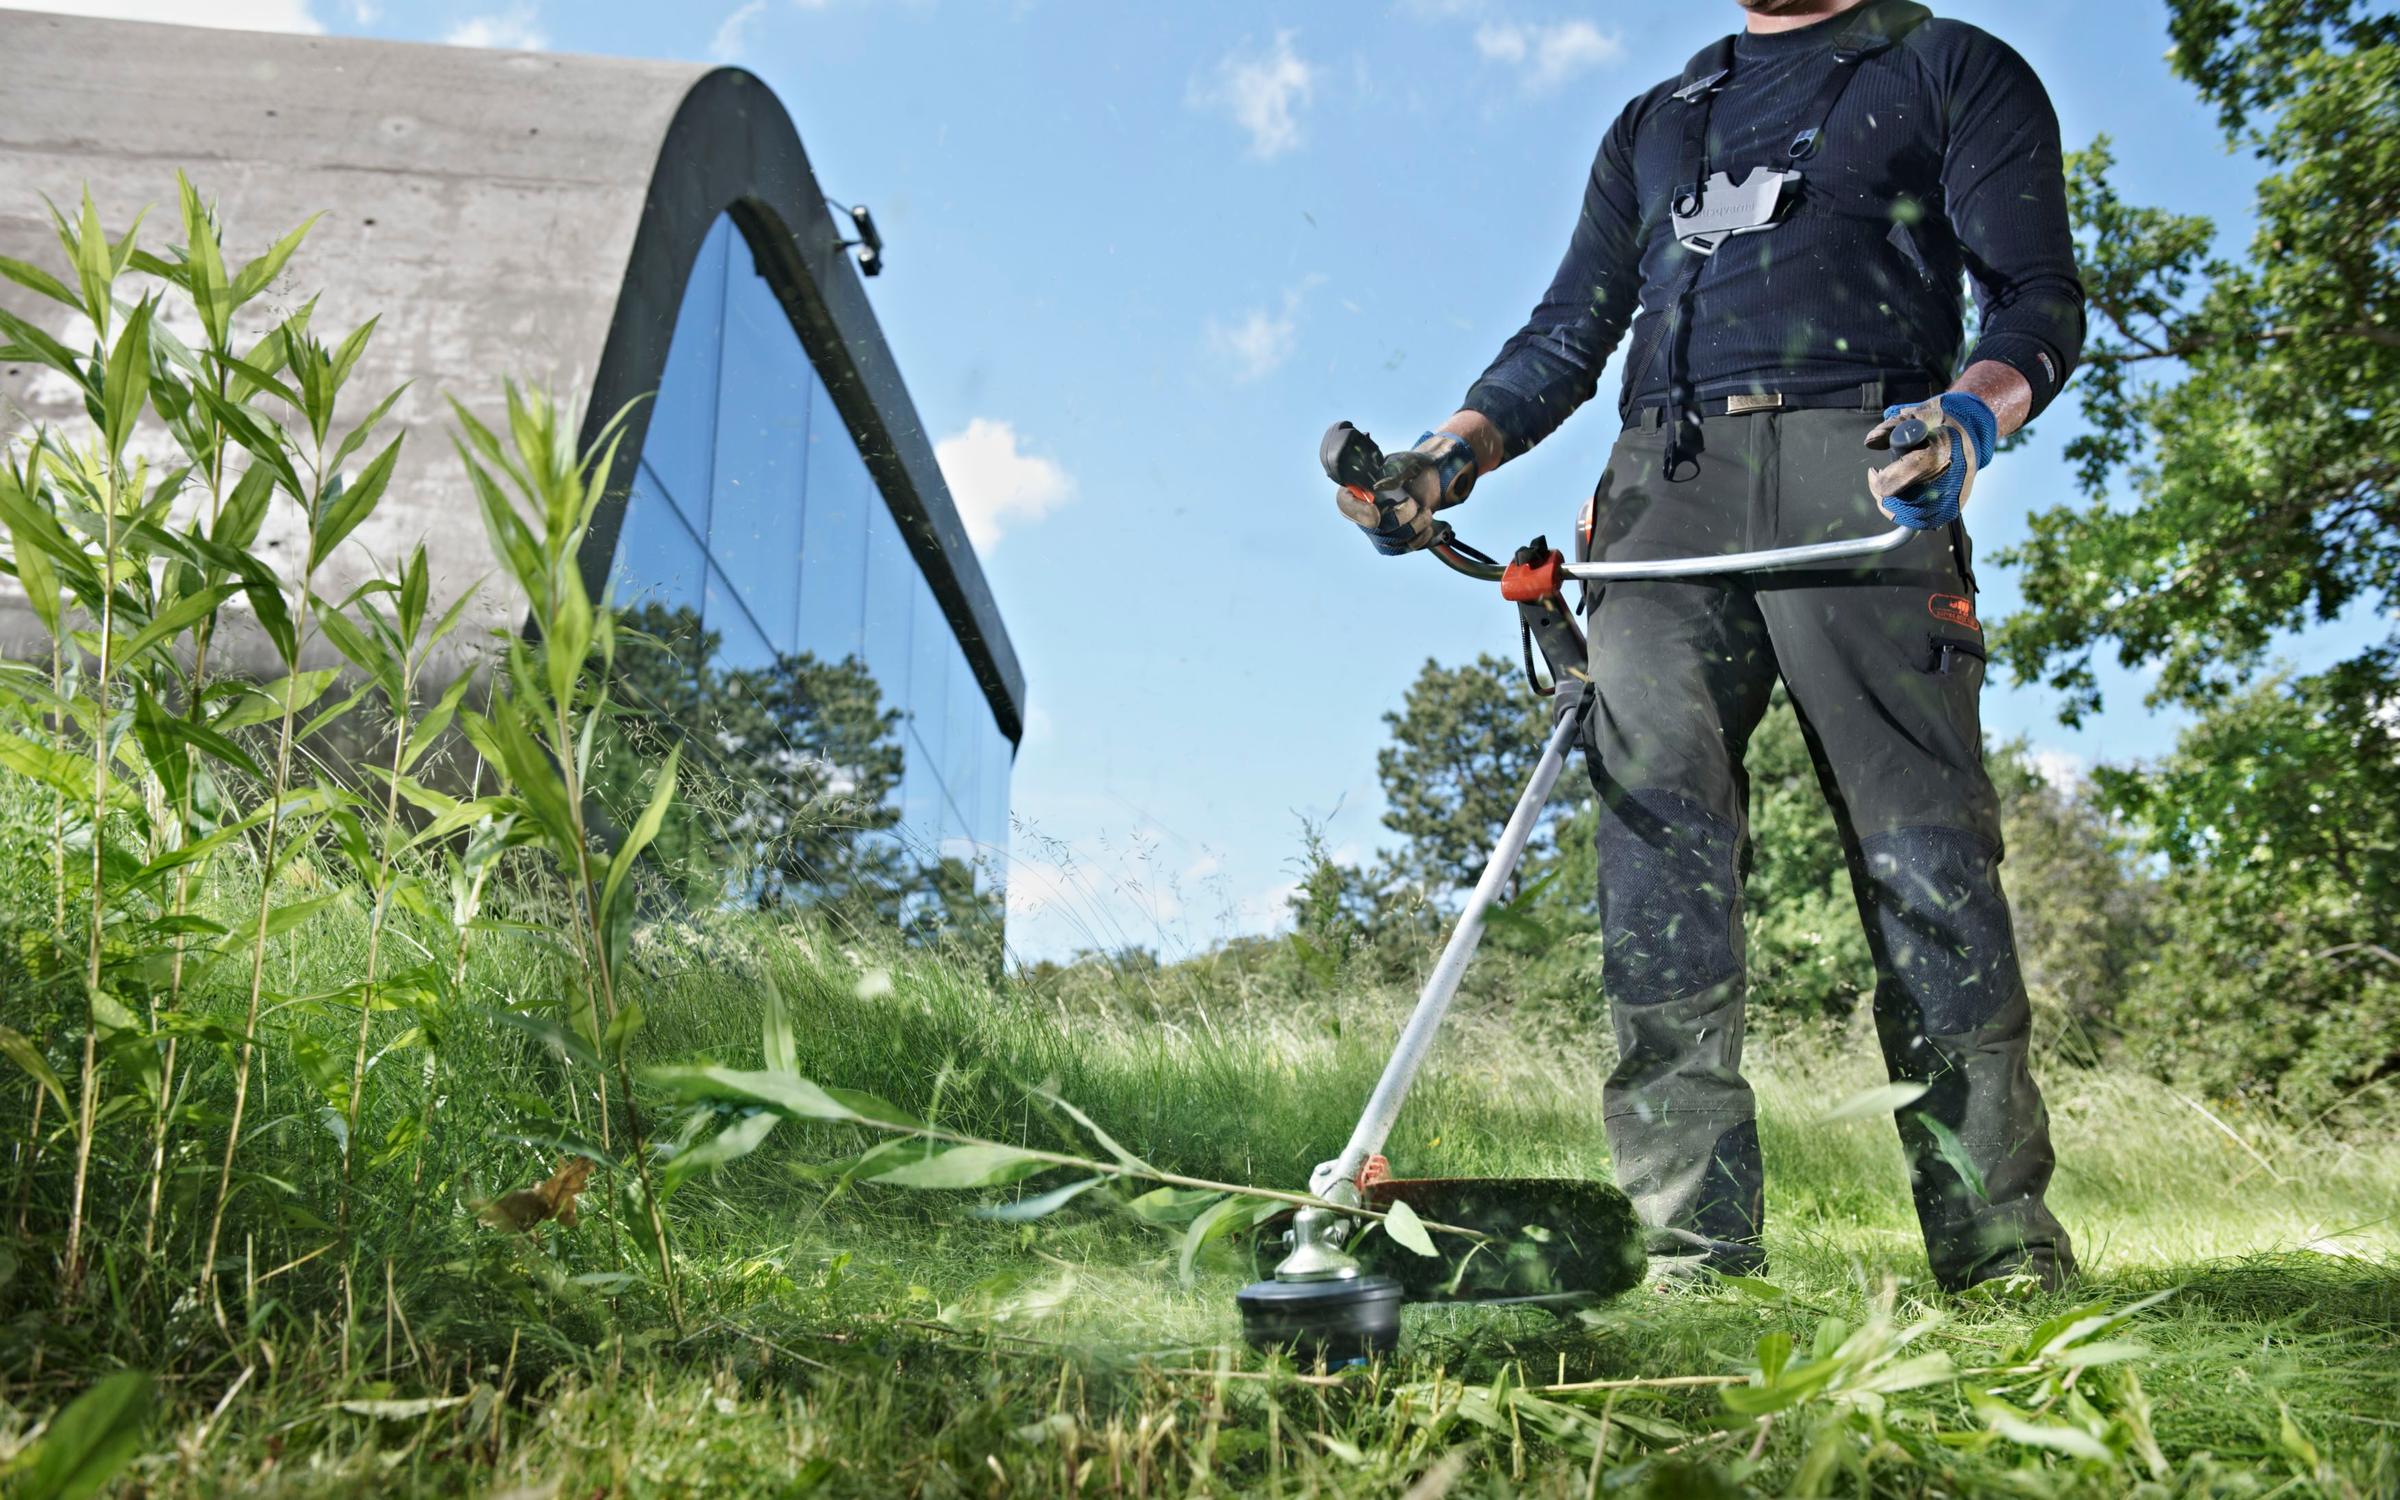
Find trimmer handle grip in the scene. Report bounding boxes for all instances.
[1320,421,1385,497]
[1887,417,1936,454]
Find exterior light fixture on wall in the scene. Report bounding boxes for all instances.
[828,197,883,276]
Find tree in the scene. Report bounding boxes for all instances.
[720,646,908,918]
[1990,747,2156,1051]
[2099,661,2400,1113]
[1992,0,2400,1106]
[1377,653,1578,889]
[598,601,910,925]
[1999,1,2399,722]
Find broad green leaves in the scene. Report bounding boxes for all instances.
[977,1177,1107,1223]
[867,1143,1049,1190]
[598,743,681,969]
[2005,22,2400,724]
[2,1371,152,1500]
[661,1110,781,1195]
[98,297,152,461]
[1377,1197,1438,1258]
[646,1064,880,1126]
[1177,1193,1255,1287]
[309,433,402,572]
[0,1026,69,1114]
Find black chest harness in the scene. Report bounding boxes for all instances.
[1650,0,1933,478]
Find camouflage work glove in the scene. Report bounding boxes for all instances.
[1864,392,1998,531]
[1334,431,1479,556]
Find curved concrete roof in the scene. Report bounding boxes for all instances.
[0,6,1023,741]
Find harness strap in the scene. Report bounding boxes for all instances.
[1671,37,1737,221]
[1656,0,1934,479]
[1789,0,1933,160]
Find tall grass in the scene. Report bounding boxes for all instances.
[1,824,2391,1493]
[2,180,2394,1498]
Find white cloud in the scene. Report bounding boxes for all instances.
[1205,281,1318,383]
[708,0,766,60]
[444,5,547,49]
[1192,31,1317,159]
[1206,305,1297,383]
[2027,747,2089,794]
[1474,20,1624,93]
[934,418,1075,549]
[11,0,322,30]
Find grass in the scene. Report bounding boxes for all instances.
[3,174,2392,1499]
[2,792,2396,1499]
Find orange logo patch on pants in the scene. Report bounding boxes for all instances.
[1928,593,1979,631]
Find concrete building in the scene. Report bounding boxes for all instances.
[0,8,1020,905]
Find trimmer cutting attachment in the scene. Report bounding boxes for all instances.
[1236,423,1917,1361]
[1354,1177,1646,1304]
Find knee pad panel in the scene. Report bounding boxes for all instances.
[1597,788,1742,1007]
[1857,825,2025,1037]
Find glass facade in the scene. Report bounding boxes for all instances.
[605,213,1012,926]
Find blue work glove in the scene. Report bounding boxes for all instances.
[1864,392,1998,531]
[1333,431,1478,555]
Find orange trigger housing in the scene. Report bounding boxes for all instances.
[1500,549,1566,603]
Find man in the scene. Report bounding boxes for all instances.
[1335,0,2081,1290]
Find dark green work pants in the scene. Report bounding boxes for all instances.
[1581,405,2073,1290]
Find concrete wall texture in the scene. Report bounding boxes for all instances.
[0,5,1022,739]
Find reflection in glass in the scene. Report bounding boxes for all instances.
[942,636,985,799]
[608,208,1010,947]
[907,577,950,762]
[978,733,1014,893]
[898,727,946,867]
[596,597,908,921]
[861,502,914,712]
[797,377,871,665]
[704,568,777,674]
[643,218,729,526]
[710,234,808,648]
[611,462,707,617]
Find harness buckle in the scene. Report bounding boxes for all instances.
[1671,68,1729,105]
[1670,166,1802,256]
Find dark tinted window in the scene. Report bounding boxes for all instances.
[606,209,1011,927]
[709,235,808,649]
[641,217,727,526]
[796,375,871,665]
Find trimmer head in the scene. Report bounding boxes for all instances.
[1233,1274,1403,1365]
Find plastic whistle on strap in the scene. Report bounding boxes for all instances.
[1672,166,1802,256]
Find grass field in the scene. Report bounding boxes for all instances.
[4,818,2397,1500]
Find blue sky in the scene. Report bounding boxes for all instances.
[35,0,2349,961]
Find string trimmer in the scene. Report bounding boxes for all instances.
[1235,421,1916,1363]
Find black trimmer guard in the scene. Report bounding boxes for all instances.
[1356,1176,1647,1305]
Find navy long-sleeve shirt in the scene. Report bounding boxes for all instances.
[1463,1,2086,456]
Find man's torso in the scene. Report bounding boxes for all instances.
[1611,15,1972,411]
